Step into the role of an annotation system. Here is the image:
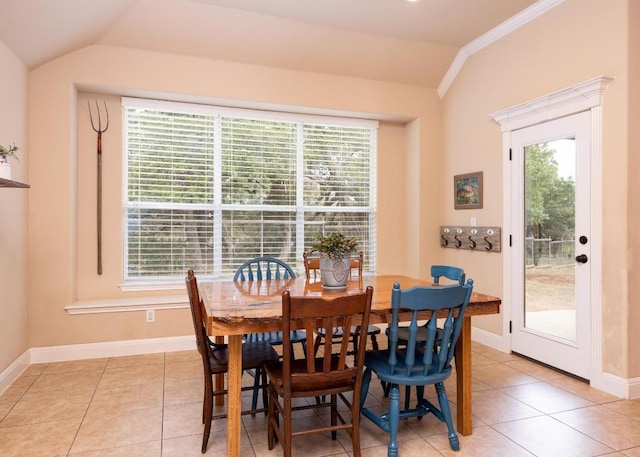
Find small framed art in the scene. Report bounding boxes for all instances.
[454,172,483,209]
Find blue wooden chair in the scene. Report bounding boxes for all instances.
[233,257,308,410]
[360,279,474,455]
[384,264,465,402]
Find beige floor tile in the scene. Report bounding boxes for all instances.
[98,363,164,390]
[0,390,92,427]
[163,401,224,440]
[163,429,254,457]
[164,359,202,382]
[472,346,521,363]
[603,399,640,420]
[43,358,108,375]
[0,375,38,401]
[358,438,442,457]
[553,405,640,451]
[86,382,163,418]
[548,376,620,404]
[622,447,640,456]
[472,363,538,389]
[0,397,16,421]
[470,389,541,425]
[0,418,81,457]
[501,381,594,414]
[68,441,161,456]
[425,425,535,456]
[164,350,200,363]
[70,407,162,454]
[22,363,48,376]
[164,377,203,406]
[24,371,102,397]
[106,353,165,369]
[493,415,613,457]
[503,358,568,381]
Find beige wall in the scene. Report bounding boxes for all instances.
[28,45,443,347]
[0,40,29,372]
[441,0,634,376]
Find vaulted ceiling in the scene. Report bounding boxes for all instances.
[0,0,544,88]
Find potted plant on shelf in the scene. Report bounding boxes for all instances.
[311,232,359,290]
[0,143,19,180]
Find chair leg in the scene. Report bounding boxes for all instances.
[267,384,276,450]
[251,367,261,417]
[261,367,269,414]
[387,384,401,457]
[436,382,459,451]
[371,333,379,350]
[202,377,213,453]
[283,396,293,457]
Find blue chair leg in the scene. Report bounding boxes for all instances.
[388,384,401,457]
[435,382,459,451]
[360,368,372,408]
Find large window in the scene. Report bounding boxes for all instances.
[123,98,377,282]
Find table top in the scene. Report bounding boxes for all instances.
[199,275,501,335]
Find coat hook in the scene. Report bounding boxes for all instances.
[441,234,448,247]
[468,236,476,249]
[484,237,493,251]
[454,234,462,248]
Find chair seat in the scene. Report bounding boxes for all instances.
[385,326,443,344]
[266,357,356,394]
[364,349,452,386]
[210,340,279,374]
[243,330,307,345]
[316,325,381,338]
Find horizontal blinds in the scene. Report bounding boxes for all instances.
[123,98,375,280]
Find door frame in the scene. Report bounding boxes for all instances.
[491,76,611,386]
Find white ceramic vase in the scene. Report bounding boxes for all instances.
[0,162,11,180]
[319,257,350,289]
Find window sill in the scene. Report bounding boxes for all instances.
[66,295,188,315]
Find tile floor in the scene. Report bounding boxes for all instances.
[1,342,640,456]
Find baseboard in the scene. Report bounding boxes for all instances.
[0,350,30,396]
[28,335,195,364]
[471,326,510,353]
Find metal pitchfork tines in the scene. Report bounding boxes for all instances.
[88,100,109,275]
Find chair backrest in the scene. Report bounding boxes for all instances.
[185,269,227,371]
[431,264,465,285]
[303,251,364,280]
[387,279,473,379]
[233,257,296,281]
[281,286,374,395]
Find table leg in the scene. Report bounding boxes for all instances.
[455,316,472,435]
[214,335,225,406]
[227,335,243,457]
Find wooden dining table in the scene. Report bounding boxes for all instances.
[199,274,501,457]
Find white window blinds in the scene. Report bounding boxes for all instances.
[123,97,377,281]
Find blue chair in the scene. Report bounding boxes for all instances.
[384,265,465,402]
[233,257,308,410]
[360,279,474,455]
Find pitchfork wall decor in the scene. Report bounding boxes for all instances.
[88,100,109,275]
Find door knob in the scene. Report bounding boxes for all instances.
[575,254,588,263]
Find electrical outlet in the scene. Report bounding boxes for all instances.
[146,309,155,323]
[470,217,477,226]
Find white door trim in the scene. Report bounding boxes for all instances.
[490,76,611,387]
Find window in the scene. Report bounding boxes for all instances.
[123,98,377,282]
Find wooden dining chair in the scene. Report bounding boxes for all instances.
[360,279,474,454]
[304,251,382,356]
[233,257,308,410]
[265,286,374,457]
[185,269,279,453]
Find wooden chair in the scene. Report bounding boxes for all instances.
[185,270,279,453]
[304,251,382,355]
[265,286,374,457]
[234,257,308,410]
[384,264,465,403]
[360,279,474,454]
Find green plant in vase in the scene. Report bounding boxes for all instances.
[311,232,359,289]
[0,143,19,180]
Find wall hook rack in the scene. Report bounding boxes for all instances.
[440,226,501,252]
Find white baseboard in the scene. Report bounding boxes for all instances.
[0,350,30,396]
[472,326,510,353]
[28,335,196,364]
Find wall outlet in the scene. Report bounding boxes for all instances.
[146,309,155,323]
[470,217,477,226]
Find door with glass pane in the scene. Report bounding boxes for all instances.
[510,111,591,379]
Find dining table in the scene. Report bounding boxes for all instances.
[199,274,501,457]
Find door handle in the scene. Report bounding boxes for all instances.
[575,254,588,263]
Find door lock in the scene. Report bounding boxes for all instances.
[575,254,588,263]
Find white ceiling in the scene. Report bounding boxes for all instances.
[0,0,542,88]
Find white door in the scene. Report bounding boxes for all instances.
[510,111,591,379]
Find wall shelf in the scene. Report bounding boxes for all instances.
[0,177,30,188]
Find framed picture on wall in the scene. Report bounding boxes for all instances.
[454,172,483,209]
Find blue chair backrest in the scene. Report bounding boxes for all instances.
[431,265,465,285]
[387,279,473,378]
[233,257,296,281]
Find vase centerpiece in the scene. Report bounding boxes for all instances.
[310,232,359,290]
[0,143,19,180]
